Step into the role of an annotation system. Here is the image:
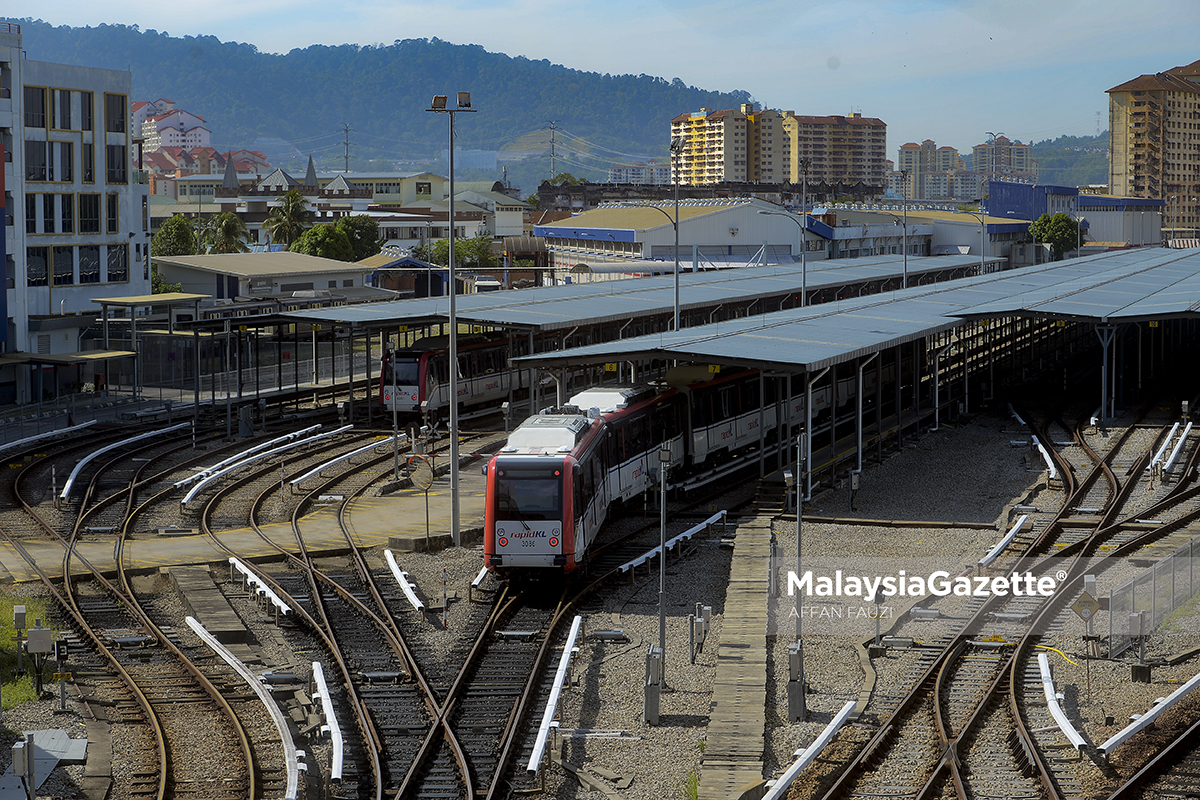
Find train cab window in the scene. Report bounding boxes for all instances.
[652,403,678,442]
[494,465,563,520]
[388,356,420,385]
[719,387,733,419]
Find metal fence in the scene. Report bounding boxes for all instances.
[1109,533,1198,657]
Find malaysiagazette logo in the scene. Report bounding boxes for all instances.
[787,569,1060,599]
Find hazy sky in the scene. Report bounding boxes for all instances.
[7,0,1197,156]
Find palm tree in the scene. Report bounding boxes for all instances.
[199,212,251,254]
[263,188,313,246]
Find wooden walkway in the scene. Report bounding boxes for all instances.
[699,515,772,800]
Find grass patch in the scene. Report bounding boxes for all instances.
[678,768,699,800]
[0,596,57,710]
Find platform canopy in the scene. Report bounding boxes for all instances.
[512,247,1200,374]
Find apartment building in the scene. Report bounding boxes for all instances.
[669,105,885,192]
[971,135,1036,184]
[0,21,151,403]
[1108,59,1200,240]
[608,161,671,185]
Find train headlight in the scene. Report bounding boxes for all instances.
[549,537,559,547]
[498,537,508,547]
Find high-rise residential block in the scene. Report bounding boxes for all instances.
[1108,60,1200,240]
[670,105,885,192]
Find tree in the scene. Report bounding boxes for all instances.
[412,234,496,268]
[151,215,196,257]
[151,266,182,294]
[524,192,541,210]
[334,215,383,261]
[1029,213,1084,261]
[199,212,251,254]
[550,172,581,186]
[263,188,313,246]
[290,224,354,261]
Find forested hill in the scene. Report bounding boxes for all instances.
[14,19,753,176]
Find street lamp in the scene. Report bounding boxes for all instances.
[670,136,684,331]
[658,446,672,688]
[785,432,807,722]
[611,201,682,329]
[986,131,1004,184]
[427,91,476,548]
[962,207,987,275]
[757,207,809,307]
[899,169,909,289]
[1169,195,1178,246]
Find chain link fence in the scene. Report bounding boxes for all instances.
[1109,534,1198,657]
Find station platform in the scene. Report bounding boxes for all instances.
[0,457,491,584]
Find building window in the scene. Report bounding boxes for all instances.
[416,182,431,195]
[61,193,73,233]
[26,247,48,287]
[106,193,119,234]
[82,145,94,183]
[43,194,55,233]
[106,145,127,184]
[24,86,46,128]
[25,141,47,181]
[25,194,36,234]
[104,93,126,134]
[79,194,100,233]
[79,245,100,283]
[55,90,71,130]
[81,92,93,130]
[106,244,128,283]
[54,141,73,182]
[142,195,148,231]
[54,246,74,285]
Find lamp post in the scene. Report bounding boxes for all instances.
[900,169,908,289]
[670,137,684,331]
[963,207,987,274]
[390,341,399,480]
[612,201,682,329]
[1169,195,1178,246]
[658,446,671,688]
[757,208,808,307]
[787,432,807,721]
[985,131,1004,184]
[427,92,475,548]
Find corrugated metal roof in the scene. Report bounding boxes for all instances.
[153,252,373,277]
[513,248,1200,373]
[276,253,993,330]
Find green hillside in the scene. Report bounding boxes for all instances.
[1028,133,1109,188]
[14,19,754,191]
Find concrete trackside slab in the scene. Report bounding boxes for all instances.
[699,516,772,800]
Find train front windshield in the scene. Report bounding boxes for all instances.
[387,357,420,385]
[495,465,562,519]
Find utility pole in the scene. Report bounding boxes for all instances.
[340,123,353,172]
[547,120,560,179]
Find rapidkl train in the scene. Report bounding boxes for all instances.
[483,365,857,574]
[380,335,528,416]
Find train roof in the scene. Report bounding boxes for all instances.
[500,414,596,454]
[567,386,657,414]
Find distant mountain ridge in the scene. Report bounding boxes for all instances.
[13,18,753,184]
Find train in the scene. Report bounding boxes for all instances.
[482,362,899,574]
[380,334,530,416]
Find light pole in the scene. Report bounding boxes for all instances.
[612,201,682,328]
[963,207,987,274]
[757,208,808,307]
[390,341,399,480]
[658,446,671,689]
[900,169,909,289]
[428,92,475,548]
[670,137,684,331]
[787,432,807,721]
[1169,195,1178,246]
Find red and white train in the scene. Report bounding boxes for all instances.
[380,335,528,416]
[483,367,857,574]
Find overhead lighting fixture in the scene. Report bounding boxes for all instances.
[456,92,471,109]
[430,95,447,109]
